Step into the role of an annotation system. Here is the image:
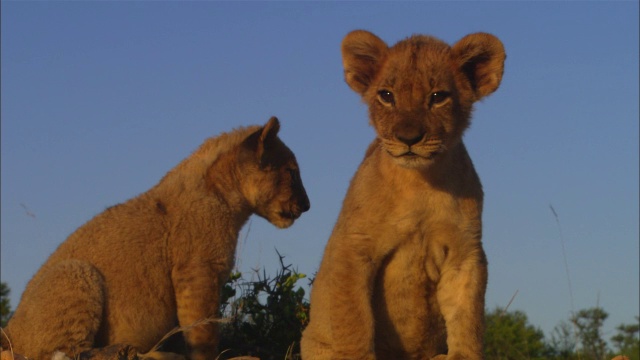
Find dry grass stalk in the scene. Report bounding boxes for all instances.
[1,327,27,360]
[139,317,229,359]
[2,318,236,360]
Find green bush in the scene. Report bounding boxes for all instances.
[1,282,11,327]
[217,251,310,360]
[484,307,548,360]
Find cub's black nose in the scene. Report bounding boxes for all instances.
[300,196,310,213]
[396,132,425,146]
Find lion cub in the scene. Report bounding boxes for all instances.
[301,31,505,360]
[2,117,310,360]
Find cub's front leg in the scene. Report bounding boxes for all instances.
[171,261,228,360]
[435,239,487,360]
[328,234,379,360]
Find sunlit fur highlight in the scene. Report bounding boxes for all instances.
[301,30,505,360]
[2,117,309,360]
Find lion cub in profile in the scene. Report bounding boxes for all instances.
[301,31,505,360]
[2,117,310,360]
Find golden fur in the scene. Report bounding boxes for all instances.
[301,31,505,360]
[2,117,310,360]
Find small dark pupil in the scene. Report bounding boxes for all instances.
[379,90,393,103]
[432,92,448,103]
[289,169,299,182]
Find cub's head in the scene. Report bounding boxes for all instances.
[342,30,505,169]
[238,117,310,228]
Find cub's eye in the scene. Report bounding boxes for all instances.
[377,90,395,105]
[287,168,300,183]
[430,91,451,106]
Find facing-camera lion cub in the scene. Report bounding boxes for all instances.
[2,117,310,360]
[301,31,505,360]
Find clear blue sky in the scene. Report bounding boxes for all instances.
[2,1,638,343]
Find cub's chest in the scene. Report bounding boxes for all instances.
[385,186,463,236]
[375,187,466,274]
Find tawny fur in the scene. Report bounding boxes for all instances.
[301,31,505,360]
[2,117,310,360]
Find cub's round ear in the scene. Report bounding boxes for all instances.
[341,30,388,95]
[260,116,280,144]
[451,33,506,101]
[256,116,280,167]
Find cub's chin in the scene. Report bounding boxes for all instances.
[387,151,439,170]
[264,210,300,229]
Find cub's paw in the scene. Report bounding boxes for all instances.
[77,345,139,360]
[335,353,375,360]
[1,350,29,360]
[139,351,186,360]
[429,355,482,360]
